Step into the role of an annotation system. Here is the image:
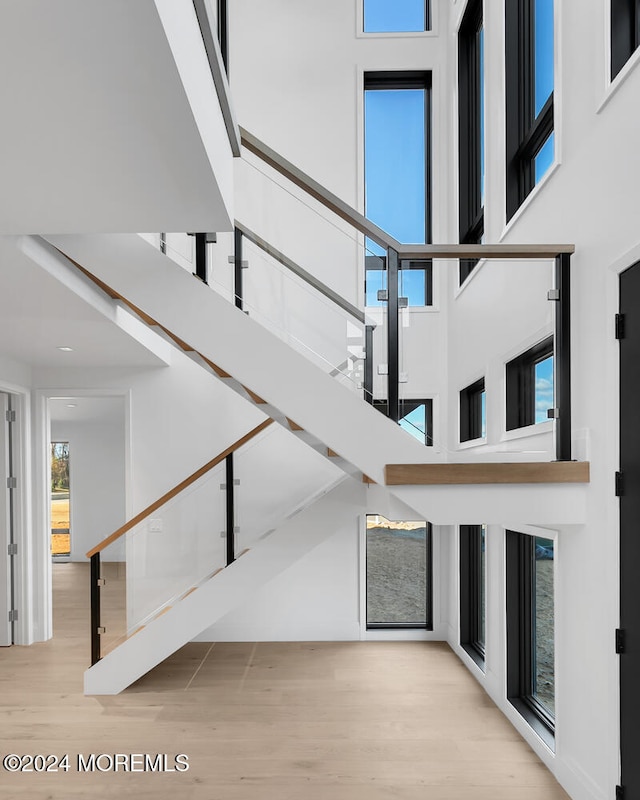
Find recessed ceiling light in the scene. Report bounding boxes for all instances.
[57,346,74,352]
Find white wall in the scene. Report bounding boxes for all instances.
[197,481,448,643]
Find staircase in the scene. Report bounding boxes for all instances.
[85,477,364,694]
[39,232,437,487]
[13,183,586,695]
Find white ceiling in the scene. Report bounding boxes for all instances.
[0,236,168,369]
[0,0,231,233]
[49,395,125,424]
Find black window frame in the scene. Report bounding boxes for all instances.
[458,0,484,285]
[505,0,555,221]
[366,518,433,630]
[505,336,553,431]
[611,0,640,78]
[505,529,555,748]
[217,0,228,72]
[363,1,432,33]
[460,377,485,442]
[459,524,485,668]
[373,398,434,446]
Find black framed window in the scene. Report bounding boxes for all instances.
[217,0,228,72]
[505,0,555,221]
[364,71,432,256]
[506,337,554,430]
[460,524,486,668]
[364,0,431,33]
[365,256,433,307]
[506,530,555,747]
[460,378,486,442]
[373,398,433,445]
[611,0,640,78]
[366,515,433,629]
[458,0,484,285]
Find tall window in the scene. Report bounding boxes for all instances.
[366,515,433,628]
[364,72,431,305]
[458,0,484,284]
[611,0,640,78]
[460,378,486,442]
[364,0,430,33]
[505,0,555,220]
[506,530,555,745]
[506,337,554,430]
[460,524,486,668]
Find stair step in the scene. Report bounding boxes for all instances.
[242,386,267,404]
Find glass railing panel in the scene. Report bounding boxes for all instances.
[97,462,227,658]
[235,153,362,306]
[98,538,127,659]
[233,425,343,554]
[215,234,370,398]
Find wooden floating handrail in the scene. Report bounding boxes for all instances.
[240,127,575,260]
[240,126,397,252]
[86,419,274,558]
[384,461,590,486]
[236,221,367,323]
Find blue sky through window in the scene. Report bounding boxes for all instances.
[365,89,426,246]
[534,0,554,116]
[534,355,554,423]
[364,0,426,33]
[535,132,554,182]
[399,403,427,443]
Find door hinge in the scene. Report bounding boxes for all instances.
[7,543,17,556]
[616,628,626,654]
[616,785,625,799]
[5,409,15,423]
[616,313,626,339]
[8,610,18,623]
[6,477,16,490]
[616,471,624,497]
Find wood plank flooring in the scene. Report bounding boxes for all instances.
[0,563,570,799]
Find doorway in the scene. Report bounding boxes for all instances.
[619,261,640,794]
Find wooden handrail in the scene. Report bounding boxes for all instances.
[240,127,575,260]
[86,419,273,558]
[384,461,590,486]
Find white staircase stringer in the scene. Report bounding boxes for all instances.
[84,476,365,695]
[41,233,441,486]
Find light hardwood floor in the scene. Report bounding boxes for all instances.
[0,563,570,799]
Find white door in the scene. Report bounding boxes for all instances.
[0,393,13,646]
